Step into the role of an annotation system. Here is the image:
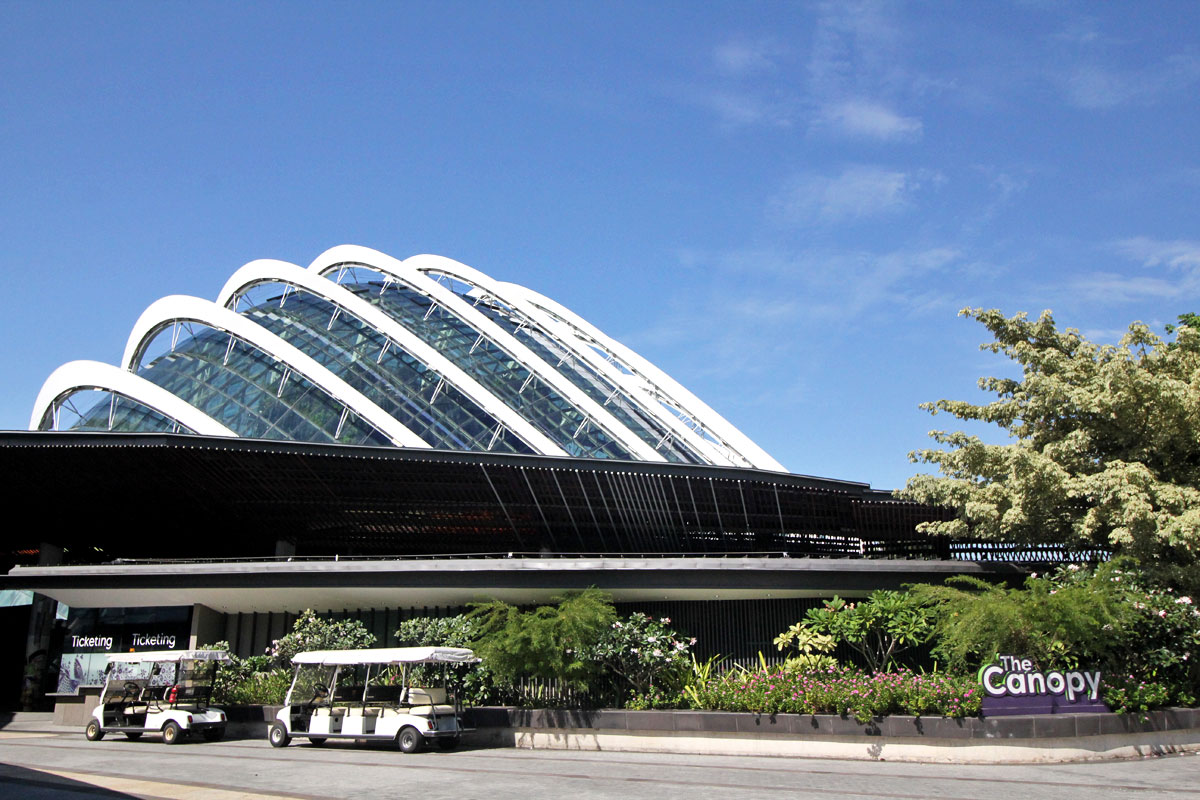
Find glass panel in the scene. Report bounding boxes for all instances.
[53,391,195,434]
[338,277,636,460]
[234,284,534,454]
[134,324,390,447]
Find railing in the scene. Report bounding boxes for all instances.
[101,542,1110,568]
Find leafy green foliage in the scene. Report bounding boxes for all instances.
[796,591,936,673]
[394,614,476,648]
[203,640,291,705]
[772,624,837,672]
[466,589,617,691]
[898,308,1200,564]
[906,569,1123,672]
[1164,312,1200,336]
[266,610,376,668]
[909,560,1200,711]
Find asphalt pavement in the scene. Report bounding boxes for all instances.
[3,717,1200,800]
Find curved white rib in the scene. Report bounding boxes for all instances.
[401,253,775,469]
[503,280,785,471]
[304,245,663,461]
[409,254,736,467]
[214,261,565,457]
[29,360,236,436]
[120,296,430,449]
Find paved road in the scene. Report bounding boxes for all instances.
[4,729,1200,800]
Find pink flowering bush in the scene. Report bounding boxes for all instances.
[686,665,981,723]
[1102,673,1171,713]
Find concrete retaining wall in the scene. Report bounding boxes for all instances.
[466,707,1200,763]
[54,704,1196,763]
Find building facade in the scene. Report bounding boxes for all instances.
[5,246,1067,711]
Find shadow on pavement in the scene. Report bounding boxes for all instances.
[0,763,141,798]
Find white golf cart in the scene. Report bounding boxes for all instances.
[269,646,477,753]
[85,650,231,745]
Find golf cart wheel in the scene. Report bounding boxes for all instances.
[397,726,423,753]
[268,722,290,748]
[85,720,105,741]
[162,720,182,745]
[436,736,460,750]
[202,728,225,742]
[308,737,327,746]
[124,731,143,740]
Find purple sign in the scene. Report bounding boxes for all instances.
[980,655,1110,717]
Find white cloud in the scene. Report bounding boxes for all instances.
[1113,237,1200,270]
[713,39,780,77]
[693,89,794,128]
[1060,55,1200,110]
[771,165,921,226]
[1068,272,1185,303]
[813,99,921,140]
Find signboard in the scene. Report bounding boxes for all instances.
[56,607,193,694]
[980,654,1110,716]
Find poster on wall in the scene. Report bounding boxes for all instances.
[56,607,193,694]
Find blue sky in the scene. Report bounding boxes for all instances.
[2,1,1198,490]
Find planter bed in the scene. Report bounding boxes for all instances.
[217,705,1200,763]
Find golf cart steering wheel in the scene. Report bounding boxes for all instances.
[309,684,330,705]
[121,682,140,702]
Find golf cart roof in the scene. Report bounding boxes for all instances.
[291,646,478,666]
[105,650,232,664]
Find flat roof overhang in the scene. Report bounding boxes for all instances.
[5,556,1030,613]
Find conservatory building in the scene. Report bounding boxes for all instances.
[2,245,1045,712]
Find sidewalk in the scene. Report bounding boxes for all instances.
[0,712,74,735]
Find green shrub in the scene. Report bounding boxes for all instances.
[393,613,512,706]
[911,560,1200,711]
[467,589,617,692]
[218,668,293,705]
[793,591,935,672]
[686,665,980,722]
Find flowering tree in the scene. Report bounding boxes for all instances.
[268,609,376,667]
[590,612,694,698]
[899,309,1200,565]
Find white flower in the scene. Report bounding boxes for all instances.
[1067,564,1081,571]
[653,649,662,657]
[661,617,671,624]
[1178,596,1193,605]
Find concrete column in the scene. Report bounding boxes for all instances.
[23,543,64,710]
[189,604,225,649]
